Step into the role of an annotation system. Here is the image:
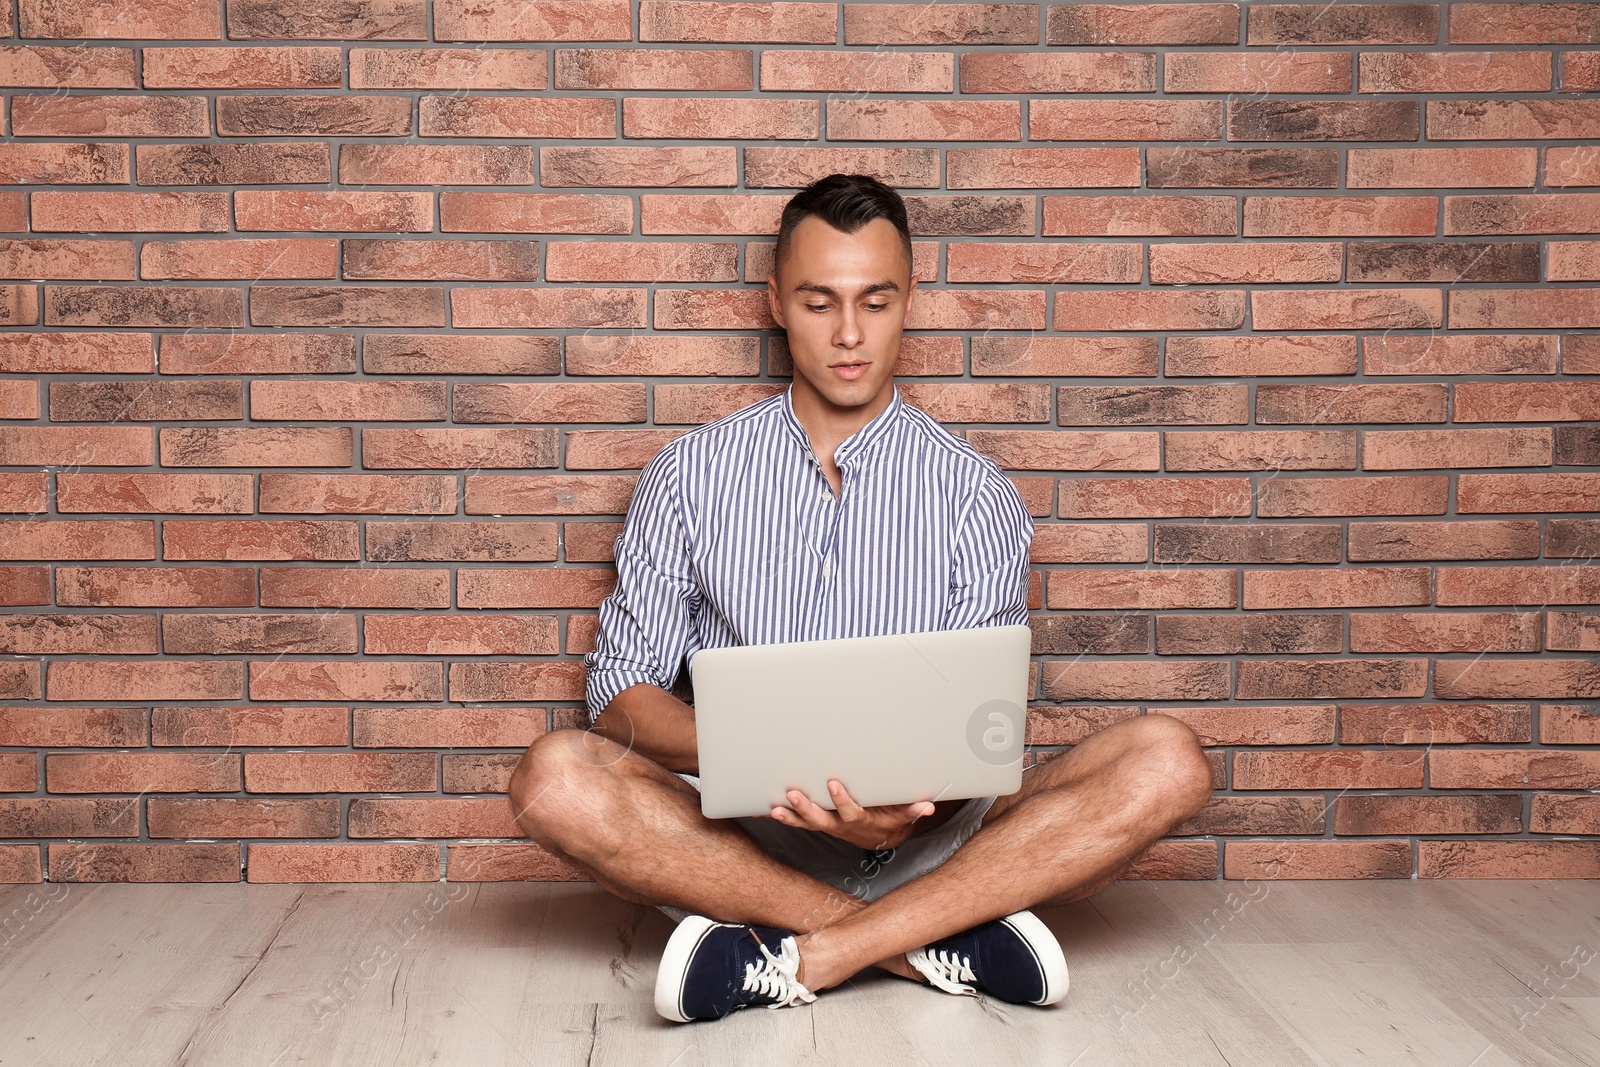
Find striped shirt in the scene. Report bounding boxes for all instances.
[583,381,1034,723]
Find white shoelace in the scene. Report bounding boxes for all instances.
[745,934,819,1009]
[906,945,980,996]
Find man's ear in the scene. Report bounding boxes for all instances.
[767,273,786,329]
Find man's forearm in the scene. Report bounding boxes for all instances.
[591,682,699,774]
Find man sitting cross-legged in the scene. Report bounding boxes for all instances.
[507,174,1214,1023]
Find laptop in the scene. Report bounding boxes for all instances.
[687,624,1032,820]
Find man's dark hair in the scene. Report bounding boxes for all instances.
[772,173,913,281]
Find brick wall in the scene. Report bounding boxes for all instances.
[0,0,1597,887]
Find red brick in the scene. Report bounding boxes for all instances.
[250,285,445,328]
[1150,242,1340,284]
[633,384,790,425]
[0,472,46,511]
[224,0,425,37]
[1040,659,1229,701]
[971,336,1157,377]
[1431,749,1600,789]
[349,797,521,839]
[143,45,342,88]
[1530,795,1600,835]
[1337,794,1522,835]
[761,48,949,92]
[217,95,411,136]
[1147,147,1338,188]
[638,194,788,236]
[1364,334,1556,375]
[1229,100,1419,142]
[1562,51,1600,91]
[0,710,144,751]
[440,192,632,234]
[1055,476,1251,519]
[1052,290,1245,331]
[453,383,646,424]
[1351,609,1542,653]
[1455,381,1600,421]
[1366,428,1550,472]
[0,754,38,792]
[0,567,51,606]
[1428,99,1600,139]
[566,337,758,379]
[1435,656,1600,699]
[0,44,137,87]
[1165,52,1350,93]
[1427,844,1600,883]
[1451,288,1600,329]
[11,95,209,137]
[341,144,536,186]
[970,429,1155,471]
[1448,3,1600,44]
[1152,524,1341,566]
[1166,336,1357,378]
[163,612,356,655]
[356,706,547,748]
[566,430,685,470]
[353,47,546,89]
[56,564,253,607]
[1348,241,1539,283]
[452,287,645,329]
[136,142,331,187]
[249,659,443,703]
[541,145,737,188]
[442,753,521,795]
[249,379,446,422]
[142,238,337,280]
[950,243,1145,285]
[246,751,437,793]
[0,796,138,837]
[1348,147,1537,189]
[0,520,155,561]
[151,705,348,747]
[640,0,838,42]
[422,95,614,138]
[0,239,135,281]
[46,660,244,702]
[367,521,557,563]
[821,99,1015,141]
[48,380,241,424]
[448,661,586,702]
[44,285,241,329]
[1253,288,1444,330]
[1344,518,1542,563]
[0,660,42,700]
[1446,193,1600,234]
[1359,50,1552,92]
[959,51,1151,94]
[437,821,584,873]
[46,751,239,794]
[1436,564,1600,605]
[162,520,358,562]
[1048,3,1238,44]
[0,332,151,373]
[844,4,1034,44]
[1236,658,1430,699]
[361,428,558,470]
[439,0,633,41]
[1458,472,1600,514]
[1243,566,1430,609]
[342,238,538,282]
[1225,840,1412,880]
[465,475,638,517]
[1259,381,1448,425]
[247,842,438,883]
[1158,706,1335,746]
[1541,704,1600,744]
[945,147,1138,189]
[364,334,559,375]
[148,798,339,839]
[544,240,731,283]
[159,333,353,375]
[1244,196,1436,236]
[1547,612,1600,652]
[1248,3,1438,43]
[259,566,450,608]
[365,614,559,655]
[620,97,812,140]
[0,613,155,657]
[1055,384,1245,428]
[1234,749,1425,789]
[258,473,454,514]
[1340,702,1531,744]
[50,842,239,883]
[0,142,128,185]
[1043,195,1236,236]
[31,190,225,231]
[1260,473,1452,518]
[56,473,247,516]
[1546,146,1600,187]
[1031,100,1220,141]
[556,46,748,88]
[235,191,431,232]
[455,568,615,609]
[742,146,938,190]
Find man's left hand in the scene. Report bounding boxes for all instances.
[770,779,935,850]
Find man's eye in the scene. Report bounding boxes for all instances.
[806,304,830,312]
[865,304,888,311]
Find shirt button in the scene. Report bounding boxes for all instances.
[822,561,832,577]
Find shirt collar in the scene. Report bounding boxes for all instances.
[780,381,904,469]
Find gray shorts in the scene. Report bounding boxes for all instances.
[655,772,997,926]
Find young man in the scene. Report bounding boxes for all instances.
[507,174,1214,1023]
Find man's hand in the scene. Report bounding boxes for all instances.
[769,779,935,850]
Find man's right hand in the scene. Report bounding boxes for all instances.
[768,779,936,850]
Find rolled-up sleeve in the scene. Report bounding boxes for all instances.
[944,462,1033,630]
[583,446,700,724]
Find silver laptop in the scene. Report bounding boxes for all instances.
[688,624,1032,820]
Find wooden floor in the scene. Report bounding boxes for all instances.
[1,878,1597,1066]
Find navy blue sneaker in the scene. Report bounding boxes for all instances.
[654,915,818,1022]
[906,909,1069,1006]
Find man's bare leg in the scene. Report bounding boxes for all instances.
[506,727,922,981]
[789,713,1215,993]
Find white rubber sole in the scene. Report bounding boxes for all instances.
[1002,909,1071,1006]
[654,914,722,1023]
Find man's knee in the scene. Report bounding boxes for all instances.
[507,728,611,833]
[1122,714,1214,814]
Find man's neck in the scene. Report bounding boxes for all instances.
[790,379,895,465]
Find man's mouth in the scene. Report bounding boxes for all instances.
[830,360,869,380]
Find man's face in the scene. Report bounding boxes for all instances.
[767,215,917,416]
